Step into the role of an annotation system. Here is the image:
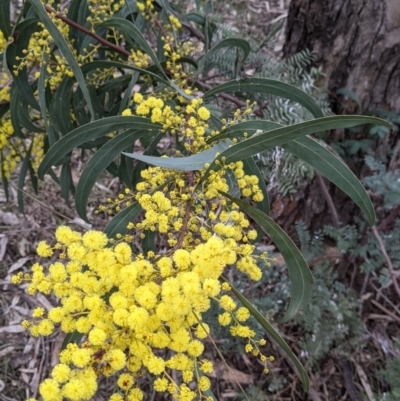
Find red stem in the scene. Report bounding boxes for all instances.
[43,5,130,57]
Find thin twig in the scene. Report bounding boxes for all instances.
[376,205,400,231]
[44,5,251,109]
[168,3,205,42]
[369,299,400,324]
[358,271,370,315]
[316,172,340,227]
[43,5,130,57]
[182,23,204,41]
[370,280,400,317]
[196,81,247,108]
[371,225,400,298]
[173,200,192,251]
[146,6,172,50]
[12,183,89,229]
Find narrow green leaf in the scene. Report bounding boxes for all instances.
[142,230,156,255]
[66,0,83,49]
[283,136,376,225]
[60,163,73,207]
[119,144,135,187]
[225,169,240,199]
[61,331,83,351]
[76,129,151,221]
[98,74,131,95]
[156,30,166,63]
[119,72,139,114]
[1,152,9,201]
[72,86,90,126]
[123,141,230,171]
[105,160,119,177]
[76,0,89,51]
[209,114,223,131]
[198,38,251,73]
[0,0,11,37]
[0,104,9,120]
[28,0,95,118]
[207,119,281,143]
[180,13,206,26]
[38,54,49,129]
[5,18,40,110]
[104,201,142,239]
[38,116,161,179]
[87,84,106,118]
[50,76,75,139]
[48,168,60,186]
[28,163,38,194]
[200,387,217,401]
[19,99,45,133]
[197,116,393,188]
[226,280,310,392]
[177,56,198,70]
[10,86,26,138]
[222,193,313,322]
[204,78,325,119]
[118,0,138,18]
[10,70,40,111]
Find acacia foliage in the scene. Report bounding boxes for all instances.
[1,0,393,400]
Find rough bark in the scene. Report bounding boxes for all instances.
[284,0,400,113]
[270,176,354,235]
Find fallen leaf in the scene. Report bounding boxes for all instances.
[208,360,254,384]
[353,360,375,401]
[0,236,8,261]
[18,238,30,256]
[0,211,20,225]
[36,293,54,311]
[0,324,24,334]
[0,346,15,358]
[8,257,30,275]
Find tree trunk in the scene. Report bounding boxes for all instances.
[283,0,400,113]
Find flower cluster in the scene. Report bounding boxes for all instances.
[14,220,273,401]
[87,0,125,27]
[0,30,7,53]
[8,1,278,400]
[15,19,75,89]
[0,116,22,179]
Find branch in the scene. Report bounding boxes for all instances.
[43,5,130,57]
[197,81,247,108]
[182,23,204,41]
[45,6,250,109]
[376,205,400,231]
[173,200,192,251]
[316,172,340,227]
[372,225,400,298]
